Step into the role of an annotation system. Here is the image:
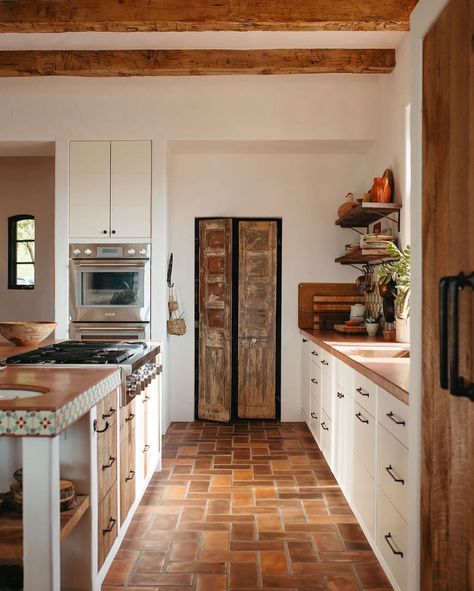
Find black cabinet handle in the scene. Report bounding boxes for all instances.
[386,411,405,426]
[384,532,403,557]
[311,351,318,356]
[310,412,317,419]
[102,230,107,234]
[311,378,318,384]
[302,338,308,343]
[385,464,405,485]
[321,422,329,431]
[321,360,328,366]
[125,413,135,422]
[93,419,109,433]
[111,230,116,235]
[102,456,116,470]
[337,392,344,399]
[125,470,135,482]
[439,272,474,400]
[355,412,369,424]
[102,407,116,419]
[142,444,151,453]
[142,395,150,403]
[102,517,116,535]
[356,387,369,397]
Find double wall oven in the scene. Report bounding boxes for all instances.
[69,243,151,340]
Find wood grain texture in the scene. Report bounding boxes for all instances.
[0,1,418,33]
[0,49,396,77]
[421,0,473,588]
[198,219,232,422]
[238,221,277,419]
[298,283,361,329]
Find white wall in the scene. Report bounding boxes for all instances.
[0,157,55,327]
[168,141,372,420]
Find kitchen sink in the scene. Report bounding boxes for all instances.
[340,348,410,359]
[0,386,48,400]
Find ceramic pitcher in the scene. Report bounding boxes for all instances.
[370,177,391,203]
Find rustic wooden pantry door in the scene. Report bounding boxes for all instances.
[196,218,280,422]
[421,0,474,588]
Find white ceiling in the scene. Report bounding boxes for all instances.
[0,142,55,157]
[0,31,406,51]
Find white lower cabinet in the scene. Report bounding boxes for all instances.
[301,337,311,421]
[299,333,410,591]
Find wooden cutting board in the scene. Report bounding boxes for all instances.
[298,283,363,329]
[334,324,367,334]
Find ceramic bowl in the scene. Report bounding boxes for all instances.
[366,322,380,336]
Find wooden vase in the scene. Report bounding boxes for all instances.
[370,177,392,203]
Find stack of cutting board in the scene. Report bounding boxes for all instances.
[313,294,365,330]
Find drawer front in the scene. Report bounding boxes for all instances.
[321,353,334,419]
[354,373,376,416]
[120,401,136,524]
[95,390,118,439]
[352,453,375,538]
[376,488,408,591]
[320,409,332,465]
[301,336,311,358]
[377,425,408,521]
[97,420,117,502]
[309,344,321,366]
[353,402,375,477]
[310,362,321,399]
[378,387,409,448]
[310,394,321,445]
[98,484,118,569]
[336,359,354,396]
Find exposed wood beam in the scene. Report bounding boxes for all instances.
[0,49,396,77]
[0,1,418,33]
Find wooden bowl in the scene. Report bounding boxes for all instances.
[0,321,57,346]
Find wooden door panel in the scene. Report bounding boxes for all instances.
[422,0,474,588]
[238,221,277,419]
[198,219,232,422]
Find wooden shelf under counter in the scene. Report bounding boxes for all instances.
[0,495,90,560]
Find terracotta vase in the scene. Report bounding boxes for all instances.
[370,177,392,203]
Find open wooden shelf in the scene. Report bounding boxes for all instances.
[336,201,402,229]
[335,248,396,266]
[0,494,89,560]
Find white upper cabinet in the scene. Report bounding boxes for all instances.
[111,141,151,239]
[69,140,151,239]
[70,141,111,239]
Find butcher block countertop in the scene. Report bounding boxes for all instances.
[0,365,120,437]
[301,329,409,404]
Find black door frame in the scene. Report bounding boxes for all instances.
[194,217,282,422]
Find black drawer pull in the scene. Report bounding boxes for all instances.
[356,387,369,397]
[384,532,403,557]
[125,413,135,422]
[125,470,136,482]
[142,395,150,403]
[321,360,329,366]
[311,378,318,384]
[321,422,329,431]
[102,517,116,535]
[386,411,405,426]
[310,412,317,419]
[385,465,405,485]
[93,419,109,434]
[102,456,116,470]
[311,351,318,356]
[355,412,369,424]
[302,338,308,343]
[143,444,151,453]
[102,407,116,419]
[337,392,344,399]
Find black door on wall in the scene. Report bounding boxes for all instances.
[195,217,282,422]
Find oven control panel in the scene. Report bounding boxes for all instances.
[69,243,150,259]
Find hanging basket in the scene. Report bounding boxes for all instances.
[168,299,179,313]
[167,318,186,336]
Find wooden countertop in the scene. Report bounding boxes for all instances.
[301,329,409,405]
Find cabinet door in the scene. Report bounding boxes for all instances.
[70,141,111,238]
[301,338,310,421]
[110,140,151,238]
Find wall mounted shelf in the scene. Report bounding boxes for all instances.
[336,201,402,232]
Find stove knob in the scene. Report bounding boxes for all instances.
[84,248,92,256]
[139,248,147,255]
[72,248,81,255]
[127,248,136,256]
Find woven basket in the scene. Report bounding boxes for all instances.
[167,318,186,336]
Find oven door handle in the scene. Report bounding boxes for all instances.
[75,326,147,332]
[74,262,147,268]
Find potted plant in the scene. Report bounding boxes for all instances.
[365,311,381,336]
[375,243,411,343]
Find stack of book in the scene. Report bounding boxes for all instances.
[359,233,395,256]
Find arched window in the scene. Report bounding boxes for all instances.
[8,215,35,289]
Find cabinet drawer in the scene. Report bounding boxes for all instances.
[320,409,332,465]
[321,353,334,419]
[376,488,408,591]
[95,390,118,439]
[310,394,321,444]
[336,359,354,396]
[301,336,311,357]
[309,345,321,366]
[377,425,408,521]
[97,420,117,502]
[353,402,375,477]
[352,453,375,538]
[378,387,409,448]
[120,401,136,524]
[354,373,376,416]
[98,484,118,569]
[310,362,321,398]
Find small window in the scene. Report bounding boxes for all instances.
[8,215,35,289]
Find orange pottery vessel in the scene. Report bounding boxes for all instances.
[370,177,392,203]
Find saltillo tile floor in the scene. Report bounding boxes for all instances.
[103,422,392,590]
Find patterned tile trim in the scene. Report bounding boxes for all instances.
[0,370,121,437]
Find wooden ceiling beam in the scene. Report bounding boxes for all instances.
[0,49,396,77]
[0,1,417,33]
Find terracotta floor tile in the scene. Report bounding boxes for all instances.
[208,499,231,514]
[212,474,233,487]
[231,523,257,541]
[327,574,361,591]
[287,542,317,563]
[355,563,392,588]
[312,531,345,552]
[203,531,230,551]
[135,551,167,573]
[232,491,254,506]
[166,561,226,573]
[260,550,289,573]
[257,515,282,531]
[181,507,206,522]
[196,573,227,591]
[169,541,199,561]
[102,559,135,585]
[128,573,193,586]
[255,487,277,500]
[200,550,258,563]
[229,562,259,588]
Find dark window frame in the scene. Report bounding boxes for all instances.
[8,214,35,290]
